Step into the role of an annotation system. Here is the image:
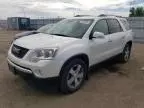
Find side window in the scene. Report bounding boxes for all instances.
[107,19,123,34]
[92,20,108,35]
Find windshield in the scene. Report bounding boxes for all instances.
[37,24,54,33]
[44,19,94,38]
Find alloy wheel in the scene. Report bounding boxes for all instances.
[67,64,84,89]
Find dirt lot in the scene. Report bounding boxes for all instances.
[0,30,144,108]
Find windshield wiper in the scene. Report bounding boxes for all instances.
[50,33,70,37]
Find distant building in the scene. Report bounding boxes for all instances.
[7,17,64,30]
[7,17,30,30]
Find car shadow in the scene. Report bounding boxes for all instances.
[23,77,61,95]
[89,59,121,76]
[23,59,122,95]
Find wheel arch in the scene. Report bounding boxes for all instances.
[59,53,89,77]
[126,41,132,47]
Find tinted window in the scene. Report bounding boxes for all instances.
[92,20,108,35]
[107,19,123,34]
[120,19,130,30]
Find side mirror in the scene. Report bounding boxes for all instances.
[92,32,105,39]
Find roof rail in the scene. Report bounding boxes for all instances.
[74,15,94,17]
[98,14,123,18]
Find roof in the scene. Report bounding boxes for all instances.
[71,14,126,20]
[68,16,122,21]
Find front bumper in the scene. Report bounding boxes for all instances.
[8,59,33,76]
[7,50,62,79]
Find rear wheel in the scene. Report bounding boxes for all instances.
[59,59,87,94]
[118,44,131,63]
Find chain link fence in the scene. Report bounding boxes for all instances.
[127,17,144,42]
[0,20,7,30]
[128,17,144,39]
[1,17,144,42]
[30,18,64,30]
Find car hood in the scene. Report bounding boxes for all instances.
[14,33,80,49]
[15,31,36,37]
[14,31,38,39]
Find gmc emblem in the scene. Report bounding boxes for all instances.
[12,46,21,54]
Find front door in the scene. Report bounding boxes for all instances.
[88,19,112,65]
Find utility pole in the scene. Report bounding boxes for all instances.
[130,0,135,8]
[21,7,26,17]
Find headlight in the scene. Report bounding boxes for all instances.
[28,48,58,63]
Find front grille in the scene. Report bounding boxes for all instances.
[11,44,29,58]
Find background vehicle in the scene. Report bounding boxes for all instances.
[7,15,133,94]
[14,24,54,40]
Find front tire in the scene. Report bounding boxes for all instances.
[59,59,87,94]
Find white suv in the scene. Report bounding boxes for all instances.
[7,15,133,93]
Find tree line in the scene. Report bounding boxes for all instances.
[129,7,144,17]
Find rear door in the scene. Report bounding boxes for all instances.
[106,19,125,55]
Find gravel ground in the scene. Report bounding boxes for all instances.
[0,30,144,108]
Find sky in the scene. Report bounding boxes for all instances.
[0,0,144,19]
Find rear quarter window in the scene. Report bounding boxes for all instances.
[120,19,130,30]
